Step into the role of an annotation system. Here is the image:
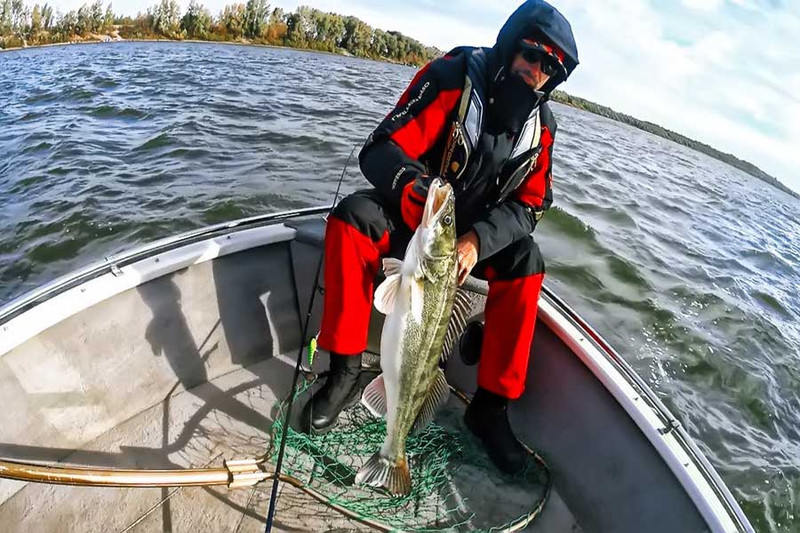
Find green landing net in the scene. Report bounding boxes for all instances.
[267,377,552,532]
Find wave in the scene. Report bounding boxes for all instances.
[545,206,598,241]
[570,201,638,228]
[164,147,213,160]
[751,291,793,320]
[89,105,148,120]
[132,132,174,152]
[64,87,97,102]
[23,91,58,105]
[92,77,120,89]
[21,141,53,155]
[19,110,45,122]
[27,238,85,263]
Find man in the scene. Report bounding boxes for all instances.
[302,0,579,474]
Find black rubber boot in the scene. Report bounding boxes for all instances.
[301,352,362,435]
[464,387,528,474]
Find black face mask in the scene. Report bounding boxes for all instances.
[488,72,542,134]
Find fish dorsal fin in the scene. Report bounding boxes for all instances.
[361,374,387,418]
[382,257,403,277]
[411,369,450,434]
[441,288,475,362]
[374,274,402,315]
[410,278,424,322]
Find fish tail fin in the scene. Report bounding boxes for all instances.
[355,452,411,496]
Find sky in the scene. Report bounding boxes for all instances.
[45,0,800,194]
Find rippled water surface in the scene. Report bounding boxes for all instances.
[2,42,799,531]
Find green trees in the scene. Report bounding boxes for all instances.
[0,0,11,35]
[42,3,52,29]
[28,2,40,36]
[39,0,109,40]
[314,10,344,50]
[274,7,434,62]
[262,6,285,43]
[244,0,268,39]
[74,4,89,35]
[284,6,309,47]
[268,6,282,26]
[103,3,113,30]
[57,9,75,38]
[181,0,211,39]
[217,3,244,39]
[89,0,103,31]
[0,0,27,47]
[151,0,181,39]
[26,2,57,43]
[342,16,371,56]
[0,1,442,67]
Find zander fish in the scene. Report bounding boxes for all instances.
[355,178,472,496]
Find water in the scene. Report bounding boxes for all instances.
[1,42,799,531]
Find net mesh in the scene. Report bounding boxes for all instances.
[268,376,551,532]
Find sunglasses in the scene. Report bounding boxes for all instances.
[520,49,563,78]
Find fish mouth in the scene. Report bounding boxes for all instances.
[422,178,453,228]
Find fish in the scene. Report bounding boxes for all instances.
[354,178,473,496]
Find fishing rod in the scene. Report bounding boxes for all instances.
[263,145,357,533]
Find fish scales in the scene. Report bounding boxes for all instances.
[392,281,455,455]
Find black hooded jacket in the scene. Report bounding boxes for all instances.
[359,0,579,261]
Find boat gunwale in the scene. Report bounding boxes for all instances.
[0,206,330,327]
[538,289,753,533]
[0,206,752,532]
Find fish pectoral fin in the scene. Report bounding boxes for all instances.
[441,288,475,362]
[411,369,450,435]
[374,273,402,315]
[382,257,403,277]
[355,452,411,496]
[361,374,388,418]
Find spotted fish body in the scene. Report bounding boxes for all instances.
[355,179,460,496]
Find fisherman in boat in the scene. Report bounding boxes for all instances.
[302,0,579,474]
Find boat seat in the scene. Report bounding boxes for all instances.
[286,217,326,247]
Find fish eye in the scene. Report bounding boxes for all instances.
[443,215,453,226]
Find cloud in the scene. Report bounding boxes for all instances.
[547,0,800,193]
[682,0,726,11]
[691,31,736,63]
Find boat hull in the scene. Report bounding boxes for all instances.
[0,210,752,532]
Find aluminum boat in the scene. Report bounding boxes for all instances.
[0,208,754,532]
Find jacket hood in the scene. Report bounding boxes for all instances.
[494,0,579,93]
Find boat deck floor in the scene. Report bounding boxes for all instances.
[0,354,579,532]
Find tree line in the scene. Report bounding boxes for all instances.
[0,0,441,66]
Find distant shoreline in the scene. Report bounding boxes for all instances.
[0,38,401,65]
[0,37,407,67]
[3,39,795,199]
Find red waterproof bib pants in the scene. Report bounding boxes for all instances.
[318,189,545,400]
